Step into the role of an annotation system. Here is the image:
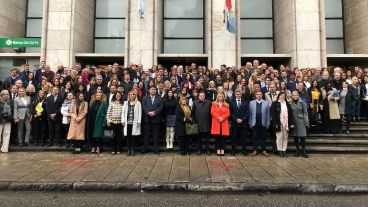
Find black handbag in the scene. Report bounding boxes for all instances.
[185,121,199,135]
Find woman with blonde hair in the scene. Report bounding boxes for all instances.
[211,93,230,156]
[87,92,107,154]
[122,90,142,156]
[175,97,192,155]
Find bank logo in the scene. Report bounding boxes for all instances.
[5,39,12,46]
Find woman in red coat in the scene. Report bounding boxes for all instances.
[211,92,230,156]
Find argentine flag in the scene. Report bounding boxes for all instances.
[138,0,144,18]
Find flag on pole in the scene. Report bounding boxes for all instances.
[227,13,237,34]
[138,0,144,18]
[225,0,232,11]
[224,0,237,34]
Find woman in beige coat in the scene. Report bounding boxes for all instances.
[67,93,88,153]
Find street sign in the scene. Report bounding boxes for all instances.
[0,38,41,47]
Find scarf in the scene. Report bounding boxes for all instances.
[280,101,289,131]
[181,105,191,119]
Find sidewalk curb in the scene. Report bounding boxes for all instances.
[1,181,368,193]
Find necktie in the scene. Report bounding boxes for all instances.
[54,96,57,103]
[151,96,154,104]
[237,100,241,108]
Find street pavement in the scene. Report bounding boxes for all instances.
[1,191,368,207]
[0,152,368,193]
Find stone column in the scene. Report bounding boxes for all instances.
[210,0,237,68]
[128,0,155,68]
[71,0,94,55]
[45,0,73,69]
[274,0,323,68]
[294,0,323,68]
[344,0,368,54]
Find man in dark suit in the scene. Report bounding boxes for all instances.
[9,85,18,145]
[230,90,249,156]
[141,86,163,154]
[192,91,212,155]
[35,61,46,83]
[46,86,63,146]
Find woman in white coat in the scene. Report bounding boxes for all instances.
[122,91,142,156]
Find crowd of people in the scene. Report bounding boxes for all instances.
[0,60,367,158]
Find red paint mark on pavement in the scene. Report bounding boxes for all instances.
[194,160,238,170]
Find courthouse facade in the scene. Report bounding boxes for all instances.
[0,0,368,70]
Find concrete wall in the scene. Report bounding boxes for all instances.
[72,0,94,54]
[45,0,73,68]
[3,0,368,69]
[274,0,323,68]
[211,0,236,68]
[0,0,27,53]
[344,0,368,54]
[274,0,296,56]
[128,0,155,68]
[294,0,323,68]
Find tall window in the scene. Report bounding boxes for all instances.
[325,0,344,54]
[163,0,204,54]
[240,0,274,54]
[25,0,43,53]
[94,0,126,53]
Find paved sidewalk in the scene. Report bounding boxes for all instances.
[0,152,368,193]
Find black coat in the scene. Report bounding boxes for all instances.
[45,95,63,120]
[141,94,163,124]
[192,99,211,133]
[229,99,249,127]
[175,106,188,137]
[343,90,353,117]
[205,89,217,101]
[163,98,177,116]
[270,101,295,132]
[0,100,14,123]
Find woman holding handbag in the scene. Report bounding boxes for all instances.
[106,92,124,154]
[122,91,142,156]
[175,97,192,156]
[211,93,230,156]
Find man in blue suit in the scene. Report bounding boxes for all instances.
[248,91,271,157]
[230,90,249,156]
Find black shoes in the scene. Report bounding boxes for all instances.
[295,150,301,157]
[301,150,309,158]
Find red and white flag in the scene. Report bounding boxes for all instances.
[225,0,232,11]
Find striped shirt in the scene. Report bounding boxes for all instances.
[106,101,123,124]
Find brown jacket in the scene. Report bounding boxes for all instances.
[67,101,88,140]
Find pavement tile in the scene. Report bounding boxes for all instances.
[104,155,142,182]
[0,152,368,187]
[206,155,232,183]
[189,155,211,183]
[148,154,174,182]
[169,154,190,182]
[125,154,158,182]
